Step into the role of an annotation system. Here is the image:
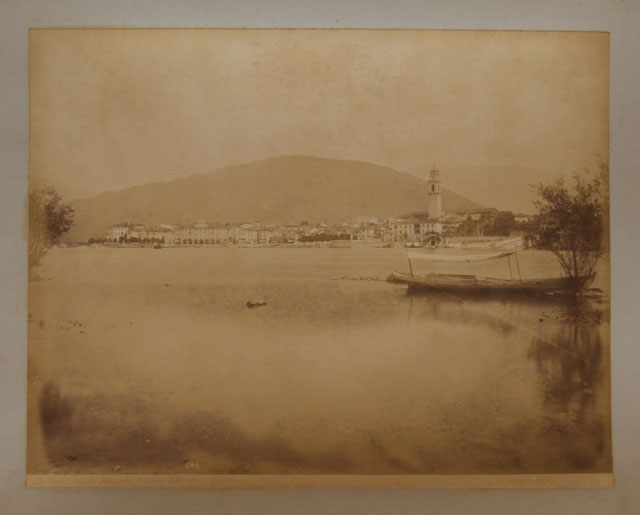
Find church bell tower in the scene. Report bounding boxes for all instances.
[427,166,442,219]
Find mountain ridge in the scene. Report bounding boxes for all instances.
[66,155,485,241]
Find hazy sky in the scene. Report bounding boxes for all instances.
[30,29,608,202]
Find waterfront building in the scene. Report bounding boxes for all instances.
[355,225,377,240]
[128,224,147,240]
[257,230,273,244]
[271,226,300,243]
[106,223,132,241]
[384,217,443,245]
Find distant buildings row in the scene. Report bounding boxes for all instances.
[97,168,533,247]
[104,219,434,245]
[101,211,532,246]
[106,221,302,245]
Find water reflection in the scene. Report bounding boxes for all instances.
[31,248,611,474]
[529,312,602,418]
[527,306,610,471]
[402,291,611,473]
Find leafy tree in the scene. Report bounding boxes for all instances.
[532,171,605,291]
[487,211,516,236]
[456,217,481,237]
[29,187,74,273]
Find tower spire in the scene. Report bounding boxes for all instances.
[427,163,442,219]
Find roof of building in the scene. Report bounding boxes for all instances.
[393,214,443,224]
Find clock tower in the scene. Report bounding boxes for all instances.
[427,167,442,219]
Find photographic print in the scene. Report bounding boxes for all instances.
[27,29,611,487]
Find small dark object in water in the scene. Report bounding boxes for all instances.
[66,455,79,462]
[539,318,544,322]
[386,273,405,284]
[247,299,267,308]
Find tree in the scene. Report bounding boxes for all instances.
[29,187,74,273]
[456,216,481,237]
[532,171,605,291]
[487,211,516,237]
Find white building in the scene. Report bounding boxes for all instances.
[106,223,131,241]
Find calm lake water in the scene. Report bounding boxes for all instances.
[28,246,611,474]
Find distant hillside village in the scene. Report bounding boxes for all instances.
[91,168,534,248]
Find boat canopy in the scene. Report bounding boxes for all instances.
[407,250,515,262]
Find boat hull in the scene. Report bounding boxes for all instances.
[387,272,595,295]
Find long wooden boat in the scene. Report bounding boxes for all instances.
[388,271,595,294]
[388,250,595,295]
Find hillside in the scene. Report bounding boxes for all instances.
[66,156,484,241]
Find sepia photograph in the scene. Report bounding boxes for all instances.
[26,28,611,487]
